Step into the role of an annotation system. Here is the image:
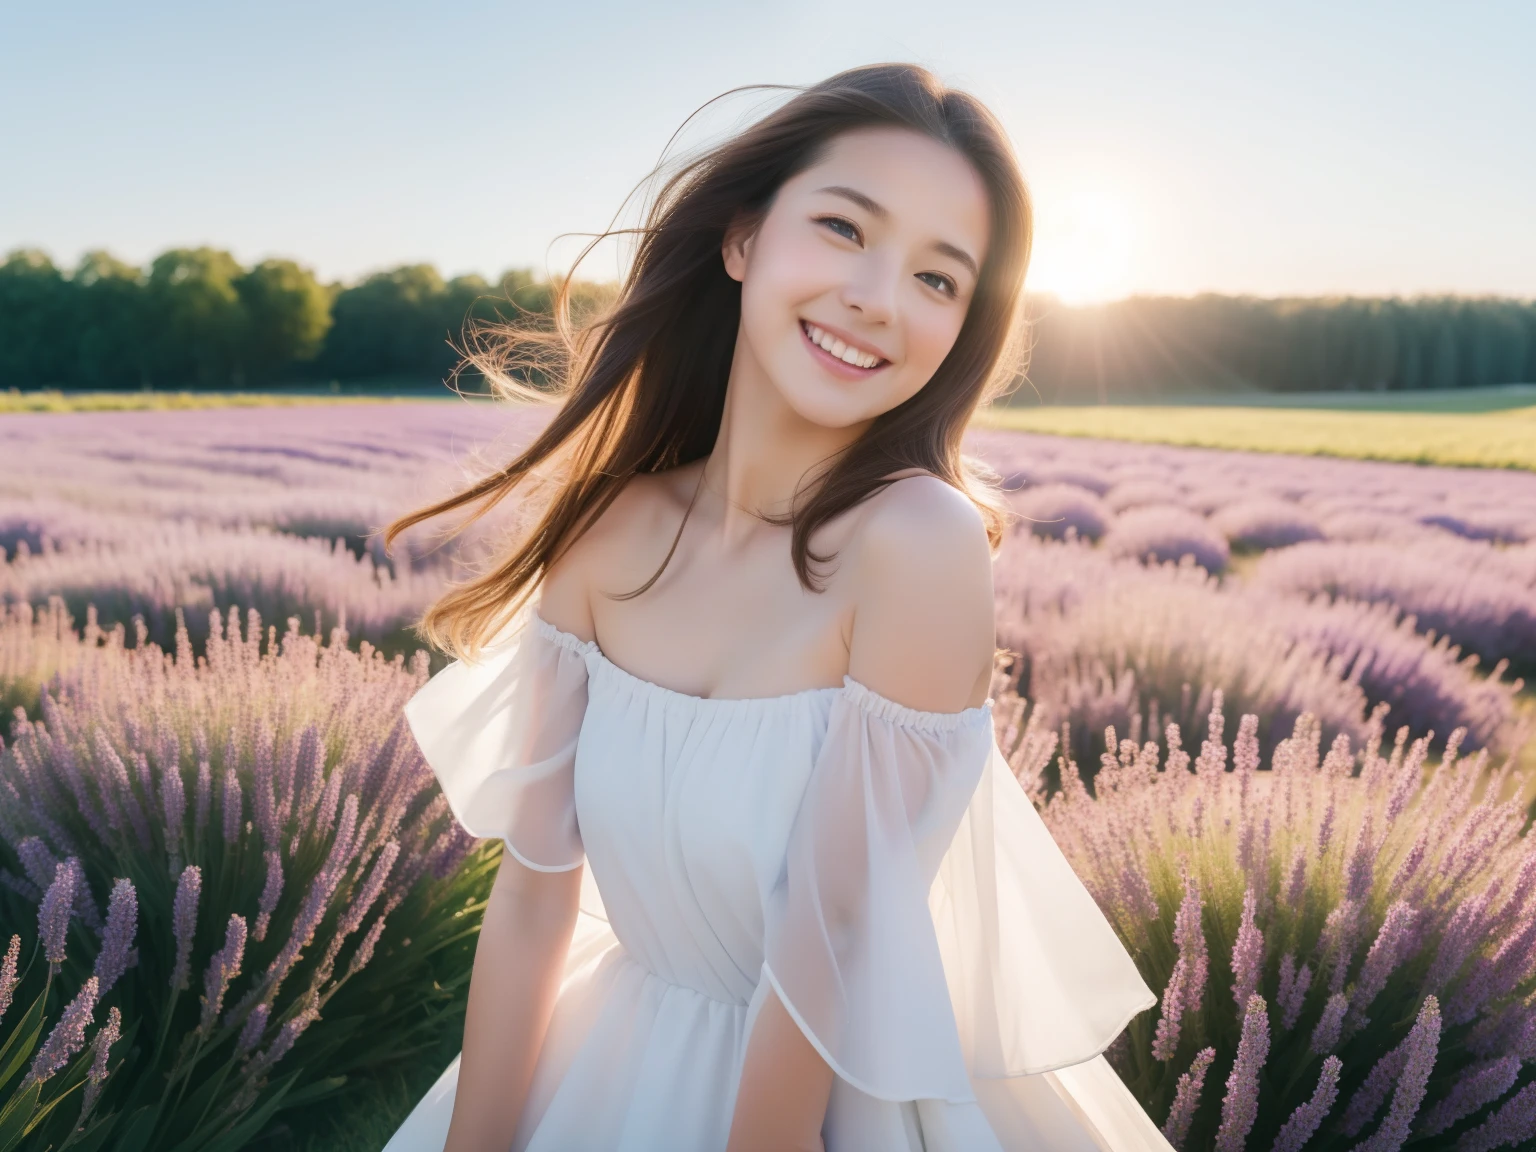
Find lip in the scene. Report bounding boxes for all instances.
[799,319,890,379]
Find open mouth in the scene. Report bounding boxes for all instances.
[800,320,889,374]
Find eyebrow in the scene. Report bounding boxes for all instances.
[815,185,981,279]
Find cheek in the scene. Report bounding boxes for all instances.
[902,302,968,381]
[743,222,840,319]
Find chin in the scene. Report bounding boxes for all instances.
[774,381,889,430]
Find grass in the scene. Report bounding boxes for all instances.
[979,384,1536,471]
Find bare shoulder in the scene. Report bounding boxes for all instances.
[538,463,703,642]
[843,474,996,713]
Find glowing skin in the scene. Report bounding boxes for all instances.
[459,125,1002,1152]
[723,125,991,431]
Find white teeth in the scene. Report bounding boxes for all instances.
[804,323,881,369]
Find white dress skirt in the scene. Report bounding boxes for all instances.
[383,599,1174,1152]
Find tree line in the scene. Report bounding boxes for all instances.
[1022,293,1536,401]
[2,246,1532,396]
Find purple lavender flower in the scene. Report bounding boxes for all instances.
[236,1001,270,1055]
[339,841,399,936]
[93,877,139,995]
[345,914,388,979]
[1345,812,1376,903]
[1174,867,1208,1017]
[251,993,322,1076]
[1425,890,1495,994]
[64,857,102,932]
[1284,846,1308,910]
[1215,993,1269,1152]
[1231,887,1263,1020]
[1161,1046,1215,1150]
[16,834,59,893]
[255,851,346,1005]
[1311,991,1348,1055]
[1270,1054,1341,1152]
[24,975,98,1087]
[1318,899,1363,995]
[38,858,76,968]
[81,1004,122,1116]
[1418,1055,1520,1137]
[162,753,186,864]
[200,914,247,1034]
[170,864,202,991]
[222,767,243,844]
[1456,1081,1536,1152]
[0,934,19,1024]
[255,849,283,943]
[1344,901,1417,1036]
[1447,913,1536,1026]
[1277,952,1313,1032]
[253,728,279,850]
[1152,960,1188,1062]
[1357,995,1439,1152]
[1342,1027,1414,1136]
[195,758,212,841]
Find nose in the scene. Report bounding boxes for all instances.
[839,250,899,326]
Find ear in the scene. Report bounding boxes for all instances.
[721,212,757,283]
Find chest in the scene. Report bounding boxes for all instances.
[568,674,831,904]
[590,531,854,702]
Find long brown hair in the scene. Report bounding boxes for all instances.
[386,62,1033,663]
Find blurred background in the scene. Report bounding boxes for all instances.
[3,4,1536,1152]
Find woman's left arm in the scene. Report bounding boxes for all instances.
[725,477,996,1152]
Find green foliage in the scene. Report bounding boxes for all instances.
[0,602,498,1151]
[1019,293,1536,401]
[236,261,332,385]
[0,246,613,393]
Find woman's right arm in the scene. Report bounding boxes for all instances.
[443,854,583,1152]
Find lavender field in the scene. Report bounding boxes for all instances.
[3,400,1536,1151]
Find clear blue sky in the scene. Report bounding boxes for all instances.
[2,0,1532,301]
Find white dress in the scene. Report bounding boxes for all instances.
[383,599,1173,1152]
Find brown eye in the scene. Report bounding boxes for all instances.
[917,271,957,297]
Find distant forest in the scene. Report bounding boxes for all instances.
[2,247,1533,399]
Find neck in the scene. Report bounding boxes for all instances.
[701,326,870,548]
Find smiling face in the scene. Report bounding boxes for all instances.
[722,126,992,430]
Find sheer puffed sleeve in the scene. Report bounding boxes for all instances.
[761,676,1156,1106]
[402,599,589,872]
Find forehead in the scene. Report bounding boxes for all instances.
[783,126,990,257]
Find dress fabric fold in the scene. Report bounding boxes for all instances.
[386,601,1171,1152]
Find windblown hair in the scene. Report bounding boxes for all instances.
[385,62,1033,663]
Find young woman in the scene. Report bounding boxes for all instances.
[382,63,1172,1152]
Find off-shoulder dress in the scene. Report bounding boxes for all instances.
[382,599,1173,1152]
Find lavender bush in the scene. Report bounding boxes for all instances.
[0,599,498,1150]
[1211,498,1326,552]
[2,525,447,660]
[1036,689,1536,1151]
[0,403,544,661]
[1103,505,1231,573]
[992,532,1521,774]
[1106,479,1188,514]
[1010,483,1113,541]
[1252,540,1536,672]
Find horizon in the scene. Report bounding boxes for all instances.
[3,1,1533,304]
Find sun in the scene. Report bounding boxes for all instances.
[1027,186,1134,305]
